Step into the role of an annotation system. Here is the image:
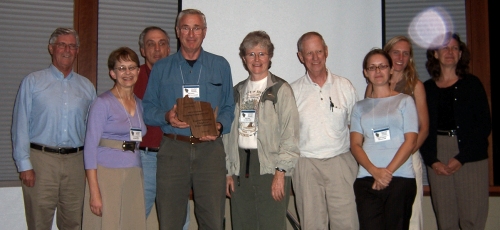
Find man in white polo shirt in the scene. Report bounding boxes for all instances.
[290,31,359,229]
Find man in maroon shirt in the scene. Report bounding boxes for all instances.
[135,26,170,218]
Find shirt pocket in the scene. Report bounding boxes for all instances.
[325,106,348,133]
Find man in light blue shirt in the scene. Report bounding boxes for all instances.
[11,27,96,230]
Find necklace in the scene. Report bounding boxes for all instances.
[114,86,141,130]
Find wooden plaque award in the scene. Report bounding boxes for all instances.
[176,95,218,138]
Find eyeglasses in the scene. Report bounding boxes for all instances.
[115,66,139,72]
[366,64,389,72]
[52,42,78,50]
[179,26,205,35]
[146,40,169,49]
[246,52,268,59]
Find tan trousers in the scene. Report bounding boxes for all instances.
[292,152,359,230]
[82,165,146,230]
[22,149,85,230]
[427,135,489,230]
[409,151,424,230]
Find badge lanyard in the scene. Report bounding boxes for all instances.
[116,87,142,141]
[180,65,202,98]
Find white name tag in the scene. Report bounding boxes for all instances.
[130,128,142,141]
[182,85,200,98]
[239,110,256,123]
[373,127,390,142]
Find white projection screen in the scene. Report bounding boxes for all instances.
[182,0,382,99]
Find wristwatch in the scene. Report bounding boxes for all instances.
[275,167,286,173]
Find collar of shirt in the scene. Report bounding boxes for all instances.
[49,64,75,80]
[305,68,334,86]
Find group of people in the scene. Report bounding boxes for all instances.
[11,7,491,230]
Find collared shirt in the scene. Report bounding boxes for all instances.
[143,48,235,136]
[134,64,163,148]
[291,68,358,159]
[12,64,96,172]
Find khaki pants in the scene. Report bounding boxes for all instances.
[22,149,85,230]
[82,165,146,230]
[293,152,359,230]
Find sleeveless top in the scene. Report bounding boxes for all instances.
[393,77,415,100]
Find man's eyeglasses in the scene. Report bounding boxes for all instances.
[246,52,268,59]
[52,42,78,50]
[179,26,205,35]
[366,64,389,72]
[115,66,139,72]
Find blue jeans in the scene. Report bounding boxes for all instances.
[141,149,158,217]
[141,149,190,229]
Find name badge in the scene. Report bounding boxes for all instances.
[130,128,142,141]
[182,85,200,98]
[239,110,256,123]
[373,127,390,142]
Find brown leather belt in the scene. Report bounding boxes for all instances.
[164,134,203,144]
[30,143,83,154]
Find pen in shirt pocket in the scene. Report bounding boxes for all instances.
[329,97,334,111]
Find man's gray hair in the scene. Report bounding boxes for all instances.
[49,28,79,46]
[297,31,327,52]
[176,9,207,28]
[138,26,170,49]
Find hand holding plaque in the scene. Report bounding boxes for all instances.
[176,95,218,138]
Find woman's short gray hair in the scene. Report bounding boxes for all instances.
[239,31,274,70]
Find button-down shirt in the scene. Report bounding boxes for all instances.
[143,48,234,136]
[12,64,96,172]
[291,68,358,159]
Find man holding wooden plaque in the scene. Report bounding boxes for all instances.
[142,9,235,230]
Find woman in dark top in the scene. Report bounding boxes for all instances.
[421,32,491,230]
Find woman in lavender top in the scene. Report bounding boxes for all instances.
[82,47,147,230]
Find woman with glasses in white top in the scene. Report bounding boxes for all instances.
[224,31,300,230]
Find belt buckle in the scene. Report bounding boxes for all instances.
[189,136,195,144]
[122,141,136,152]
[58,148,67,154]
[449,130,457,136]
